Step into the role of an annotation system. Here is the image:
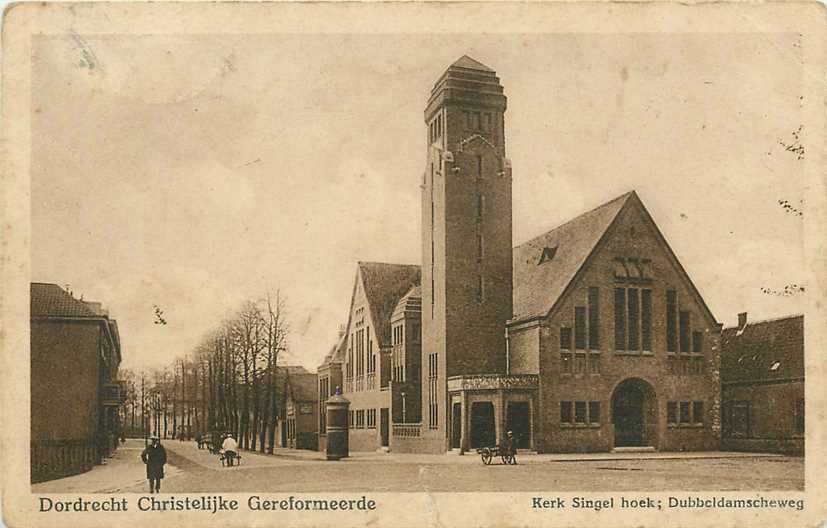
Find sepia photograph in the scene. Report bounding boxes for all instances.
[2,2,824,527]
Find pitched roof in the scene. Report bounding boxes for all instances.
[392,285,422,320]
[318,332,347,369]
[287,372,319,402]
[512,193,633,321]
[31,282,98,318]
[451,55,494,72]
[357,262,421,347]
[721,315,804,383]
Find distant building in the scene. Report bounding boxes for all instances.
[721,313,804,454]
[317,333,345,452]
[273,365,311,448]
[30,283,125,483]
[283,372,319,450]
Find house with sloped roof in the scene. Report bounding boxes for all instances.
[336,261,420,452]
[720,313,804,454]
[283,371,319,450]
[30,282,125,482]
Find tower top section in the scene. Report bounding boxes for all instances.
[424,55,507,122]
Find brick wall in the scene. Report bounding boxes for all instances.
[533,200,720,452]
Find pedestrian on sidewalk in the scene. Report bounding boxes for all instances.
[141,435,167,493]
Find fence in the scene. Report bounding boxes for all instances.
[392,423,422,438]
[31,438,97,483]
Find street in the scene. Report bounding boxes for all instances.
[32,439,804,493]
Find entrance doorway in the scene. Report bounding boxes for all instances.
[506,401,530,448]
[380,408,389,447]
[470,402,495,448]
[611,378,657,448]
[451,403,462,449]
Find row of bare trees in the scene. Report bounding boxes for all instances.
[120,292,290,454]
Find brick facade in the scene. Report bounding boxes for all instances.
[721,314,804,454]
[511,196,721,453]
[30,283,124,482]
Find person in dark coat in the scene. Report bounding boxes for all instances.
[141,435,167,493]
[504,431,517,465]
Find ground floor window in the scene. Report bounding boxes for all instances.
[367,408,377,429]
[356,409,365,429]
[560,400,600,426]
[667,400,704,426]
[722,400,750,437]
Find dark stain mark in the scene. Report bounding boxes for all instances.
[778,125,804,160]
[761,284,805,296]
[778,199,803,217]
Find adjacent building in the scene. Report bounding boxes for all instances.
[273,365,311,448]
[336,262,421,452]
[284,371,320,450]
[30,282,125,483]
[721,313,804,454]
[317,333,345,453]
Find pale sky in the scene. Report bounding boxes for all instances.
[31,33,806,372]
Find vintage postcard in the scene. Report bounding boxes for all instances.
[2,1,825,527]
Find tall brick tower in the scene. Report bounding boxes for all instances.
[420,56,513,452]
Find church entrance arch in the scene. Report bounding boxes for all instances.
[611,378,658,448]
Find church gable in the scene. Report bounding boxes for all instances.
[583,194,718,328]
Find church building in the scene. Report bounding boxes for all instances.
[320,55,722,454]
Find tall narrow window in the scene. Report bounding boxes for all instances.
[679,311,691,353]
[627,288,640,351]
[560,327,572,350]
[641,289,652,351]
[588,401,600,424]
[560,401,572,424]
[588,287,600,349]
[666,290,677,352]
[476,155,483,181]
[428,353,438,429]
[574,401,587,424]
[614,288,626,351]
[692,331,703,354]
[667,402,677,424]
[574,307,587,349]
[477,234,484,261]
[476,194,485,220]
[680,401,691,424]
[477,274,485,302]
[692,401,704,424]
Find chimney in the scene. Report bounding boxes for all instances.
[738,312,748,329]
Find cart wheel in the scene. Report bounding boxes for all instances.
[481,448,493,465]
[502,454,515,465]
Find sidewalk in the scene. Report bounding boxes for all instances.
[31,439,181,493]
[261,445,784,465]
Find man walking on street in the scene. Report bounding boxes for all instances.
[141,435,167,493]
